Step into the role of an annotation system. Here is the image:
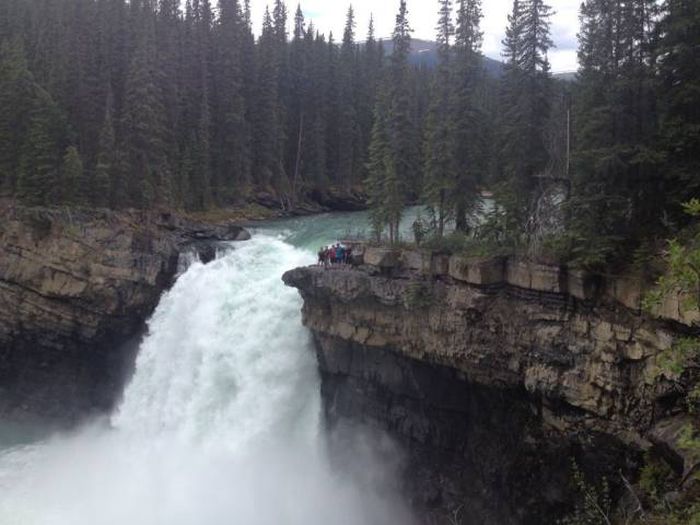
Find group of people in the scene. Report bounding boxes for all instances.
[318,244,353,267]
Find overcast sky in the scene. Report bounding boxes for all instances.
[247,0,580,73]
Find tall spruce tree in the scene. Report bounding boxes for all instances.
[17,88,66,206]
[287,3,310,200]
[156,0,183,206]
[214,0,250,203]
[655,0,700,218]
[0,39,36,194]
[387,0,419,198]
[453,0,486,232]
[253,8,286,198]
[423,0,456,237]
[272,0,290,202]
[305,28,330,190]
[357,16,383,188]
[569,0,658,266]
[336,6,359,189]
[61,145,85,205]
[366,93,402,243]
[94,90,116,207]
[498,0,554,236]
[120,1,169,208]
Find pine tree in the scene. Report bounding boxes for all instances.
[497,0,554,235]
[422,0,456,237]
[95,89,116,208]
[181,0,214,210]
[336,6,359,189]
[366,99,390,241]
[17,89,66,206]
[214,0,251,203]
[287,4,308,200]
[387,0,419,198]
[61,146,84,205]
[655,0,700,216]
[305,29,330,190]
[240,0,257,194]
[357,16,383,188]
[383,141,403,243]
[0,39,36,194]
[569,0,659,266]
[272,0,290,203]
[253,7,286,198]
[156,0,183,205]
[192,89,213,209]
[120,1,169,208]
[453,0,486,232]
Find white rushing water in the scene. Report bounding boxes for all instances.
[0,232,411,525]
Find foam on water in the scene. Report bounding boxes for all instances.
[0,235,411,525]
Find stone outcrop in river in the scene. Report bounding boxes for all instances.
[0,204,249,424]
[283,247,699,524]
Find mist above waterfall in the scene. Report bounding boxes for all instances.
[0,235,413,525]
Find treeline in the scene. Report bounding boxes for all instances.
[365,0,699,268]
[1,0,698,267]
[0,0,402,210]
[567,0,700,266]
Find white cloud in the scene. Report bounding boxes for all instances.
[247,0,580,72]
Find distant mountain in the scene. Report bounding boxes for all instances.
[380,39,577,82]
[553,71,578,83]
[380,39,505,77]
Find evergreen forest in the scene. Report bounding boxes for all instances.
[0,0,698,269]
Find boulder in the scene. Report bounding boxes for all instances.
[431,254,450,276]
[651,290,700,327]
[530,264,563,293]
[568,270,598,301]
[449,256,505,285]
[506,260,563,293]
[609,277,644,312]
[364,246,401,268]
[401,250,432,273]
[506,260,532,289]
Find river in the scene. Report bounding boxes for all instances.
[0,210,419,525]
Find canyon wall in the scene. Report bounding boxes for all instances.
[0,204,249,424]
[284,248,699,524]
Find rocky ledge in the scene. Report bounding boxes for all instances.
[283,247,699,524]
[0,203,249,424]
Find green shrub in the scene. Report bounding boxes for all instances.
[639,453,674,504]
[421,231,511,258]
[559,461,613,525]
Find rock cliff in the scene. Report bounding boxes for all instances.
[0,204,249,424]
[283,248,699,524]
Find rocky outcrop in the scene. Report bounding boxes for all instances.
[0,204,249,424]
[283,254,699,524]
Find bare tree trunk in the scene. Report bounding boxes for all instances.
[455,200,467,233]
[291,112,304,204]
[438,190,446,238]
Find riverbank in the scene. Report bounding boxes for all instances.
[184,189,368,224]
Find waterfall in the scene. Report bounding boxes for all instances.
[0,234,411,525]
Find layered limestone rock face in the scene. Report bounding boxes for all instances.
[0,204,249,423]
[283,252,698,524]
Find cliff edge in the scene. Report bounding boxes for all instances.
[0,204,249,424]
[283,247,699,524]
